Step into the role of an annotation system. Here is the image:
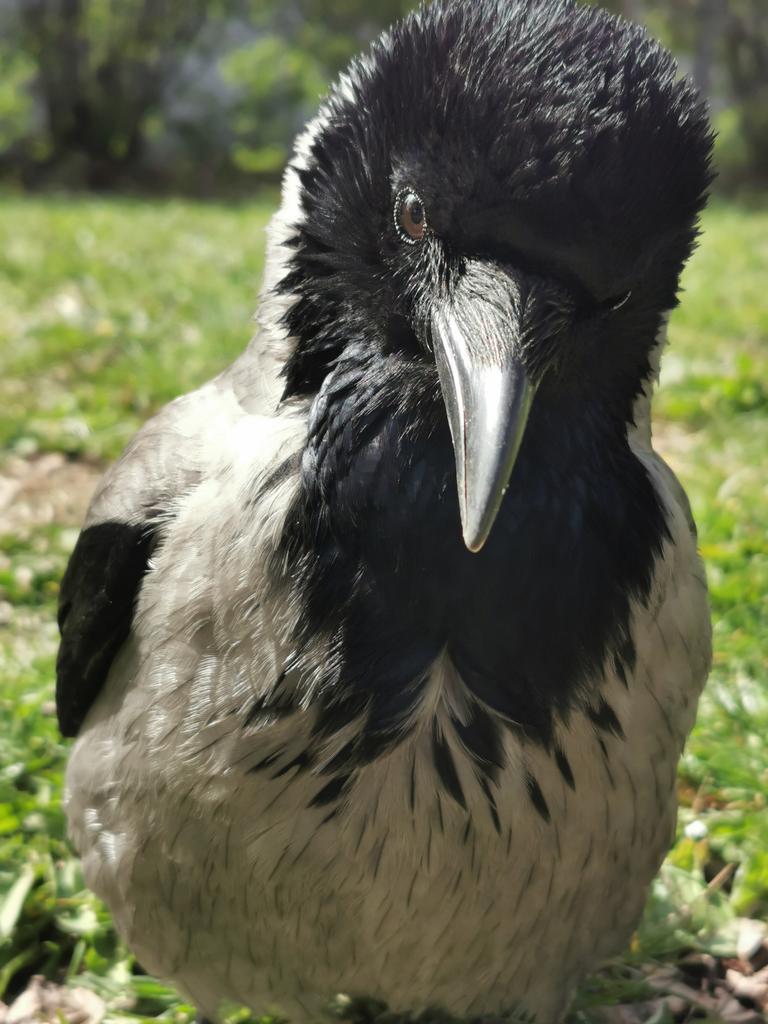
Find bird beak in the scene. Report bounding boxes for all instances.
[431,265,537,553]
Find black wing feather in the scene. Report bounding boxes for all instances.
[53,352,268,738]
[56,521,157,737]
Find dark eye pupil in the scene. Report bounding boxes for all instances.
[395,189,427,242]
[408,199,423,224]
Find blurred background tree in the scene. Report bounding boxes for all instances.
[588,0,767,185]
[0,0,765,192]
[2,0,226,187]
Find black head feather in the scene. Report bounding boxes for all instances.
[262,0,713,780]
[279,0,714,401]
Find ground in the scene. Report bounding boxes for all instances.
[0,195,766,1023]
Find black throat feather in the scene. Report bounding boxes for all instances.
[242,0,713,817]
[269,346,669,785]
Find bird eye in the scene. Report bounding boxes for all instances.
[395,189,427,244]
[607,289,632,312]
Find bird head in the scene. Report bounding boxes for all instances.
[265,0,713,552]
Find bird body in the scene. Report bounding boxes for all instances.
[64,364,708,1021]
[58,1,714,1021]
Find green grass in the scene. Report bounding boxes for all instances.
[0,194,766,1021]
[0,196,273,461]
[0,195,275,1022]
[654,205,768,921]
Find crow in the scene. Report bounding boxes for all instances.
[57,1,714,1021]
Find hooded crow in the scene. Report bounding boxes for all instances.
[57,1,714,1021]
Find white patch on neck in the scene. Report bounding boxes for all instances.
[255,111,330,370]
[629,313,669,451]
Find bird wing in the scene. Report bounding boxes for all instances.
[56,338,283,737]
